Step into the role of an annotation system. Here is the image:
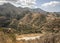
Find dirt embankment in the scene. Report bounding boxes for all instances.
[0,32,60,43]
[16,33,60,43]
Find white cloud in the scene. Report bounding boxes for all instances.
[0,0,37,8]
[0,0,8,5]
[15,0,37,8]
[41,1,60,7]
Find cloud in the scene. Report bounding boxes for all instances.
[41,1,60,7]
[6,0,17,2]
[0,0,8,5]
[15,0,37,8]
[0,0,37,8]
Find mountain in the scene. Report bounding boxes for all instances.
[0,3,48,19]
[0,3,47,15]
[0,3,60,43]
[0,3,47,26]
[0,3,60,33]
[30,8,47,14]
[0,3,24,18]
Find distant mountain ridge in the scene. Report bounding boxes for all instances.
[0,3,47,14]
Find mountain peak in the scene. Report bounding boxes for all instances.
[2,3,15,7]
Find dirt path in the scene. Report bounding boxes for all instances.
[16,33,44,41]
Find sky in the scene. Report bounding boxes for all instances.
[0,0,60,12]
